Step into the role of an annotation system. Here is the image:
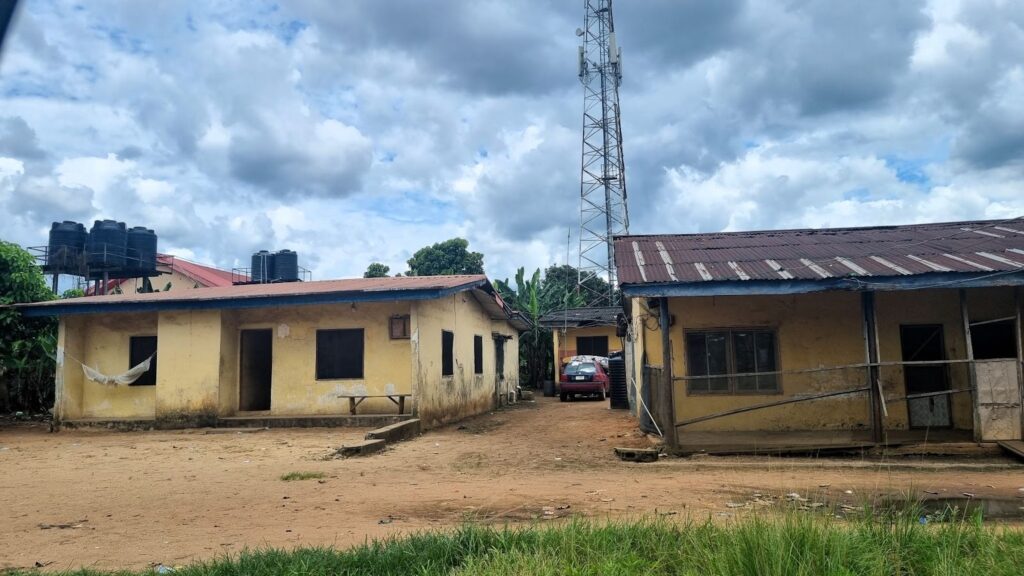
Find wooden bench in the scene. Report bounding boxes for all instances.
[337,393,412,415]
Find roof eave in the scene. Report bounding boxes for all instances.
[620,270,1024,298]
[18,280,488,317]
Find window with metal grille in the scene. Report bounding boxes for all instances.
[316,329,364,379]
[576,335,609,357]
[473,335,483,374]
[389,315,410,339]
[442,330,454,377]
[685,329,779,394]
[129,335,157,386]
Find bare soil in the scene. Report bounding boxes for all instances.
[1,397,1022,571]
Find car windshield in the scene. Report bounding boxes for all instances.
[564,362,597,375]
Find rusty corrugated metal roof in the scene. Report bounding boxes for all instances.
[538,306,621,328]
[614,219,1024,285]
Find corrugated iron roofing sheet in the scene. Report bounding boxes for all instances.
[538,306,621,327]
[614,219,1024,285]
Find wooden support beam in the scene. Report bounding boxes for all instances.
[861,291,884,443]
[960,289,980,442]
[1016,287,1023,437]
[658,297,677,447]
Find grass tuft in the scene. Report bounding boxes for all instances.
[12,513,1024,575]
[279,471,326,481]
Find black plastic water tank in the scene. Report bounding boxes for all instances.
[126,227,158,273]
[251,250,274,283]
[273,249,299,282]
[608,356,629,409]
[87,220,127,269]
[46,221,87,270]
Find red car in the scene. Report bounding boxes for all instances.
[559,356,609,401]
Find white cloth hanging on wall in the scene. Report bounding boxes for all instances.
[81,354,154,386]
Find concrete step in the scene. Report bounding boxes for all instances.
[335,438,386,458]
[614,446,660,463]
[365,419,421,444]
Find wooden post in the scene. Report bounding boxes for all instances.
[861,291,884,444]
[1016,287,1023,437]
[658,297,677,447]
[960,289,980,442]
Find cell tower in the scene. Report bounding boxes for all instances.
[576,0,628,306]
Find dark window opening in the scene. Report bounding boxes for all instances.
[442,330,454,377]
[473,335,484,374]
[390,315,411,339]
[129,335,157,386]
[685,329,779,394]
[971,320,1017,360]
[316,329,364,379]
[494,337,506,379]
[576,335,609,357]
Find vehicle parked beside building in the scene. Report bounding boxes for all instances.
[559,355,610,401]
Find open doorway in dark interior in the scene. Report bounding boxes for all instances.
[239,329,272,411]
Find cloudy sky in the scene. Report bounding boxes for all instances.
[1,0,1023,282]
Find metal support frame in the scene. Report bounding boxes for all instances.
[861,292,885,443]
[577,0,629,306]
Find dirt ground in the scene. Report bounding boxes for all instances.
[2,396,1022,571]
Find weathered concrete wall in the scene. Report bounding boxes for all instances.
[875,289,968,430]
[224,302,413,416]
[412,293,514,428]
[218,311,240,417]
[667,291,870,432]
[492,319,520,402]
[155,310,222,423]
[636,286,1020,433]
[55,293,522,426]
[55,313,159,420]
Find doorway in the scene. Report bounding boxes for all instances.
[900,324,951,428]
[239,329,273,411]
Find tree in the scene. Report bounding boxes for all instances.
[363,262,390,278]
[538,264,612,310]
[495,267,551,389]
[0,241,57,413]
[406,238,484,276]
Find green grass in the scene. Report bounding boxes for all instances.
[278,471,326,481]
[14,512,1024,576]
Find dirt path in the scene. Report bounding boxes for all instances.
[1,397,1022,571]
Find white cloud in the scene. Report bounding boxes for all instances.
[1,0,1023,285]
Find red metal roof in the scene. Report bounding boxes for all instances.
[163,255,239,287]
[85,255,241,295]
[614,219,1024,285]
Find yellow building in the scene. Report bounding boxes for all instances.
[614,220,1024,452]
[539,307,623,381]
[16,275,527,430]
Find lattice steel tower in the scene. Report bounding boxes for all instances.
[576,0,629,306]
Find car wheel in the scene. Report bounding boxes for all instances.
[560,392,568,402]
